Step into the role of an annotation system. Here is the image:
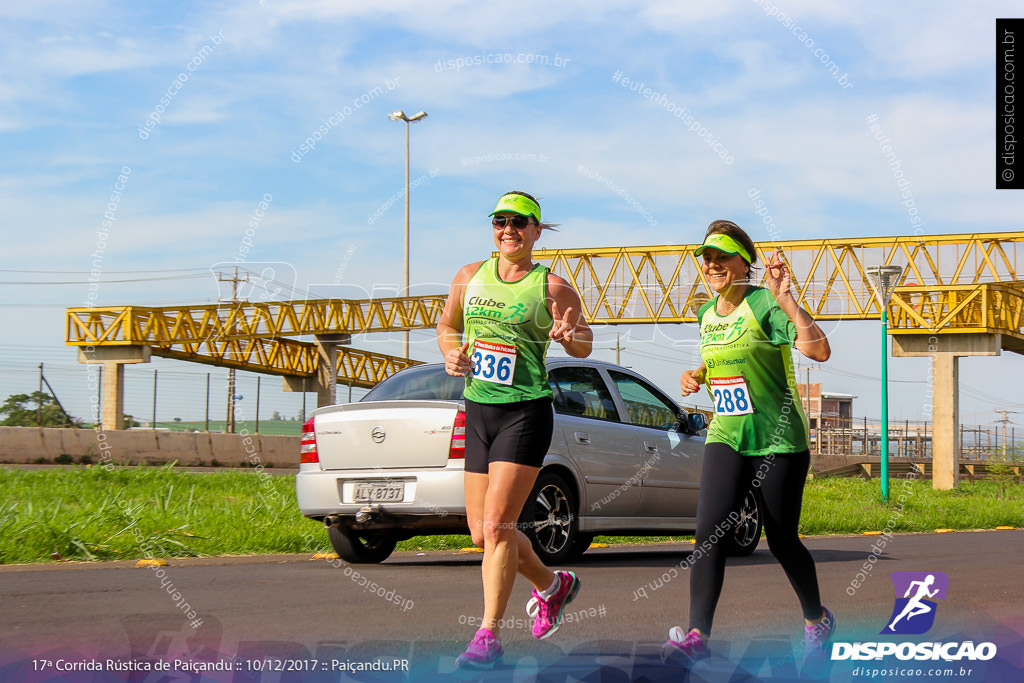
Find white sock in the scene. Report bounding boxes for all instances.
[538,574,560,600]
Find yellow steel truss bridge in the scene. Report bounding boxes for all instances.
[67,230,1024,380]
[66,230,1023,489]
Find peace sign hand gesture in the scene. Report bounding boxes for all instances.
[545,276,593,358]
[549,301,579,345]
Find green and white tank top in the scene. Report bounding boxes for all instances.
[697,287,810,455]
[463,258,553,403]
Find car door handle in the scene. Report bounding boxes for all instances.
[574,432,590,445]
[643,440,659,454]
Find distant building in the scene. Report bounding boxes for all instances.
[796,383,856,431]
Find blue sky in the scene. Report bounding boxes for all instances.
[2,1,1023,432]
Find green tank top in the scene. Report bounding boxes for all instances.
[463,258,553,403]
[697,287,810,455]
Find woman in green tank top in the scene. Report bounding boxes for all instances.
[663,220,836,668]
[437,191,593,668]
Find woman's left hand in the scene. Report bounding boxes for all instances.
[549,301,578,345]
[765,248,832,362]
[764,249,793,300]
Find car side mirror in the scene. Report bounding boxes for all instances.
[686,412,708,434]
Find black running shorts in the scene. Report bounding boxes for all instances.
[464,397,554,474]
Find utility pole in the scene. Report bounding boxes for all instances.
[152,369,158,429]
[798,362,819,454]
[806,366,812,454]
[805,366,811,416]
[97,365,103,427]
[217,267,248,434]
[995,410,1019,457]
[387,109,427,360]
[609,332,626,366]
[226,366,235,434]
[38,363,44,427]
[205,373,210,433]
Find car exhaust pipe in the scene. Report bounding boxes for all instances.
[324,506,380,527]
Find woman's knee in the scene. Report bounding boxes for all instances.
[695,511,741,545]
[766,532,804,558]
[482,517,517,546]
[468,518,485,548]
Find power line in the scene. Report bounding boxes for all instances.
[0,273,211,285]
[0,268,210,274]
[0,297,226,308]
[959,384,1020,408]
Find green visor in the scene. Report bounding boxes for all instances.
[694,233,753,264]
[489,193,541,223]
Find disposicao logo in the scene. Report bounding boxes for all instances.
[831,570,997,662]
[882,570,948,635]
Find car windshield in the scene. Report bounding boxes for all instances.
[362,364,465,402]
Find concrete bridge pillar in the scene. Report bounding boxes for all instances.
[282,334,351,409]
[930,353,960,490]
[77,346,151,430]
[892,332,1001,490]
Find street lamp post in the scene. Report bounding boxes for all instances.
[866,264,904,502]
[388,110,427,359]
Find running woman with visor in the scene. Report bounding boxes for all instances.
[663,220,836,667]
[437,191,593,669]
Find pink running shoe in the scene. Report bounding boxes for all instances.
[661,626,709,664]
[456,627,503,669]
[804,606,836,654]
[525,570,581,639]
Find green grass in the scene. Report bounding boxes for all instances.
[0,464,327,564]
[800,475,1024,534]
[151,420,303,436]
[1,467,1020,564]
[76,420,304,436]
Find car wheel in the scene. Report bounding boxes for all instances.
[520,471,580,566]
[327,526,398,564]
[725,488,763,557]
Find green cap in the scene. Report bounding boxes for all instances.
[694,233,753,264]
[490,193,541,223]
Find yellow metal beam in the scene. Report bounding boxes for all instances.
[66,295,449,346]
[334,347,422,389]
[531,231,1024,324]
[153,341,419,387]
[888,281,1024,341]
[151,337,318,375]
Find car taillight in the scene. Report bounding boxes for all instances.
[448,410,466,460]
[300,418,319,464]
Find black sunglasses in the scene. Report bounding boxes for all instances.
[491,215,533,229]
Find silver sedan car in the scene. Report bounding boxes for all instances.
[296,358,763,564]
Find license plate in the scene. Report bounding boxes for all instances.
[353,482,404,502]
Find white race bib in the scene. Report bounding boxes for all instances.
[470,340,518,386]
[709,376,754,416]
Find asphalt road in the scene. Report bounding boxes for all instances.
[1,531,1021,682]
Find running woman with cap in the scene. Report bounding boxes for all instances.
[662,220,836,666]
[437,191,593,669]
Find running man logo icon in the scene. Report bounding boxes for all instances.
[503,302,528,323]
[881,571,949,635]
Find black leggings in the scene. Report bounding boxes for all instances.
[689,443,822,635]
